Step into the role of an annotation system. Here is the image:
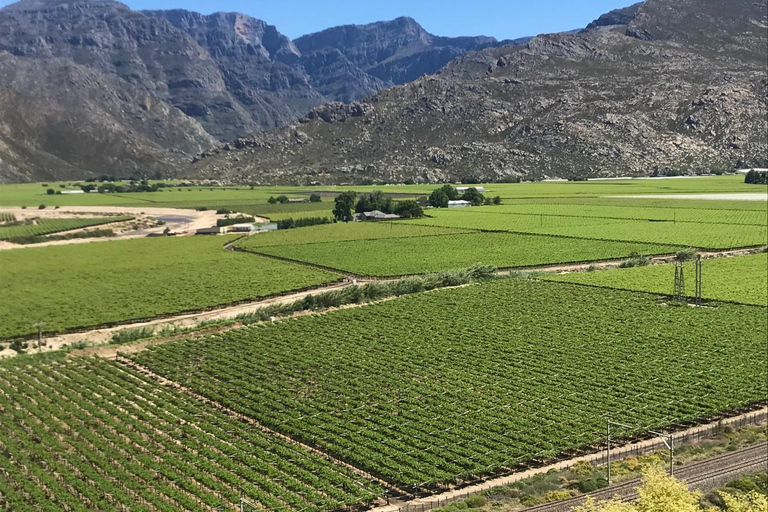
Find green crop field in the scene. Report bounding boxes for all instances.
[0,236,340,338]
[0,356,381,511]
[237,222,474,249]
[0,212,15,222]
[416,210,768,248]
[545,253,768,306]
[0,217,132,240]
[130,279,767,490]
[482,204,768,225]
[253,232,680,276]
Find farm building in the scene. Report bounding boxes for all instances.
[456,186,485,194]
[229,223,256,232]
[195,226,224,235]
[287,198,309,203]
[448,200,472,208]
[254,223,278,232]
[354,210,401,221]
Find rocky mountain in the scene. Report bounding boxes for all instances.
[191,0,768,185]
[585,2,643,30]
[0,0,501,182]
[295,17,498,85]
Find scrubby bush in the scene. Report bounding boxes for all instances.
[110,326,155,345]
[676,248,699,261]
[464,494,487,508]
[618,252,651,268]
[309,194,322,203]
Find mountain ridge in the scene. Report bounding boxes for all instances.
[189,0,767,185]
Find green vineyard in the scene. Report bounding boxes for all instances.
[130,279,767,490]
[546,252,768,306]
[0,217,132,240]
[0,356,381,511]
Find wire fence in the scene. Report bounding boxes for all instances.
[391,408,767,512]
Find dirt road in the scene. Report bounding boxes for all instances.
[0,206,268,250]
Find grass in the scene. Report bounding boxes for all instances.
[131,278,767,489]
[0,235,341,338]
[255,232,681,276]
[544,252,768,306]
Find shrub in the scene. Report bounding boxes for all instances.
[216,209,231,215]
[110,326,155,345]
[675,248,699,261]
[464,494,487,508]
[618,252,651,268]
[571,460,595,476]
[276,195,289,204]
[267,196,277,204]
[217,216,255,227]
[541,490,572,502]
[309,194,322,203]
[38,204,46,210]
[577,478,608,493]
[46,188,55,195]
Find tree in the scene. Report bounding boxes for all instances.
[355,190,392,213]
[428,189,449,208]
[462,187,485,206]
[267,196,277,204]
[333,191,357,222]
[440,184,458,200]
[493,196,502,205]
[276,195,289,204]
[394,200,424,218]
[309,193,322,203]
[46,188,55,195]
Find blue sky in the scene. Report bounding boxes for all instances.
[0,0,639,40]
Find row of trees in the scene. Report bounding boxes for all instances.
[333,191,424,222]
[428,185,501,207]
[268,194,322,204]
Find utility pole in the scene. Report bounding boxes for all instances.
[32,321,45,350]
[606,420,633,484]
[650,430,675,476]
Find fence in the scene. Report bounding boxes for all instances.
[389,408,767,512]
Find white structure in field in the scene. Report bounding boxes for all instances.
[448,200,471,208]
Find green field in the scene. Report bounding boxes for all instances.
[0,176,762,209]
[545,253,768,306]
[237,222,473,249]
[0,236,340,338]
[253,232,680,276]
[0,217,131,240]
[416,210,768,248]
[131,279,767,489]
[0,356,381,511]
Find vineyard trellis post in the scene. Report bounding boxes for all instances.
[32,320,45,350]
[673,261,685,301]
[606,420,633,485]
[240,497,259,512]
[694,255,702,305]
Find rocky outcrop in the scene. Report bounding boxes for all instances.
[190,0,768,185]
[585,2,643,30]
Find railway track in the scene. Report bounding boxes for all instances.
[523,442,767,512]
